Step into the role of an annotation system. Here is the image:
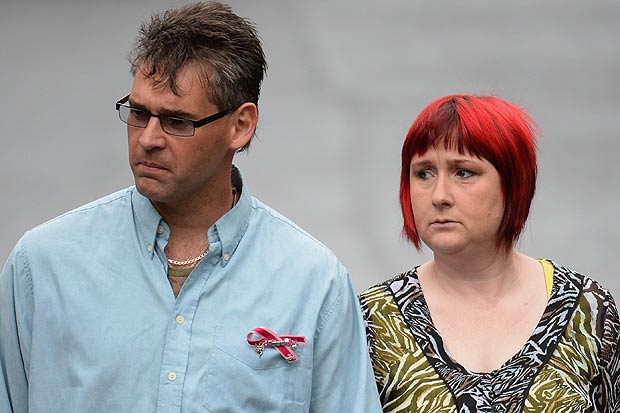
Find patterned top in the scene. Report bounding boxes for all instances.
[359,261,620,412]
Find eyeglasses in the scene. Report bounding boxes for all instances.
[115,94,231,137]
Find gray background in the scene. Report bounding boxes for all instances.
[1,0,619,299]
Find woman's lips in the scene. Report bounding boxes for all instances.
[431,219,458,226]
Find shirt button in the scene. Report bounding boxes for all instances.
[223,253,230,261]
[147,244,153,253]
[168,372,177,381]
[157,225,164,234]
[175,315,185,324]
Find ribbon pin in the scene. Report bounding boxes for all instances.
[247,326,306,363]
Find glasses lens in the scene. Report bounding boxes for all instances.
[119,105,150,128]
[128,107,150,127]
[162,117,195,137]
[117,104,195,137]
[118,105,129,124]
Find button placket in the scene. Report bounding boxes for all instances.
[156,249,212,410]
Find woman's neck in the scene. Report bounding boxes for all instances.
[422,250,533,302]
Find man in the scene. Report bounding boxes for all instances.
[0,3,381,412]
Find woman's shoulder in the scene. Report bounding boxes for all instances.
[546,260,619,350]
[545,259,616,303]
[360,268,421,300]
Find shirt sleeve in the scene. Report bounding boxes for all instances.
[600,289,620,412]
[309,267,382,413]
[359,285,388,391]
[0,241,33,412]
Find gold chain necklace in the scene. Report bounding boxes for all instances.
[167,246,209,267]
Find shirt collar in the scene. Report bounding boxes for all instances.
[211,165,251,265]
[132,186,164,259]
[131,165,252,265]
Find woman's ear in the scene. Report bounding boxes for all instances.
[228,102,258,151]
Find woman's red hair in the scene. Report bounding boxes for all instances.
[400,95,540,251]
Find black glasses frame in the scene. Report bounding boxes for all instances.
[115,94,232,137]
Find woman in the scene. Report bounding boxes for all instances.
[360,94,619,412]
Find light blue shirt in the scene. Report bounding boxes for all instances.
[0,168,381,413]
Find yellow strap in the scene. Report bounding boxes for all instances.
[538,259,554,299]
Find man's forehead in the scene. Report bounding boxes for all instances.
[133,66,209,99]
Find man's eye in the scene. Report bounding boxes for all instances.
[166,117,191,128]
[130,108,149,122]
[163,117,194,135]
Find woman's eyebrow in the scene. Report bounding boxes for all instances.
[452,159,477,165]
[410,159,434,168]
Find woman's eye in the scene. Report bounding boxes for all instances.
[415,170,433,180]
[456,169,474,178]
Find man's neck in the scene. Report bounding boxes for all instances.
[155,184,235,265]
[152,180,235,239]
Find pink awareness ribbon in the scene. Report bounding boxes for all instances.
[246,326,306,363]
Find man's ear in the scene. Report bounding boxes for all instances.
[228,102,258,151]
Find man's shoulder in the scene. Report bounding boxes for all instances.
[23,187,136,242]
[249,197,345,269]
[250,197,329,246]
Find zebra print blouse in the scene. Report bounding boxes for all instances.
[359,261,619,412]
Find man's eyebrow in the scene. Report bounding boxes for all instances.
[127,98,195,118]
[158,108,195,118]
[127,97,145,108]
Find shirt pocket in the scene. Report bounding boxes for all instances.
[202,325,310,413]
